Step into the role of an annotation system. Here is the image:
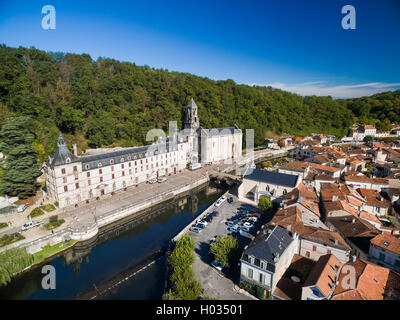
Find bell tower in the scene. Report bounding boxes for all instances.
[184,98,200,131]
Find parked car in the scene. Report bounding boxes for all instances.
[243,222,254,228]
[227,225,239,233]
[198,219,208,226]
[149,178,157,184]
[227,197,233,203]
[211,261,224,271]
[190,226,202,233]
[17,204,28,213]
[226,221,235,227]
[21,221,40,231]
[196,223,206,229]
[157,176,166,183]
[215,200,222,207]
[211,210,219,216]
[209,238,217,244]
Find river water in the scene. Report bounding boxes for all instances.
[0,182,226,300]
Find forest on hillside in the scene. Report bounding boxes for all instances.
[0,45,399,163]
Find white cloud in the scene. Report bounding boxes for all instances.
[251,81,400,99]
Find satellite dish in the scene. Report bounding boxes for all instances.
[291,276,301,283]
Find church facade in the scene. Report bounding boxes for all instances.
[44,99,242,208]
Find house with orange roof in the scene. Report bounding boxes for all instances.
[270,207,351,264]
[331,258,400,300]
[357,188,391,216]
[369,233,400,272]
[301,254,341,300]
[344,175,389,191]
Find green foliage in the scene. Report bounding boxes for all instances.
[43,204,56,212]
[44,217,65,230]
[165,234,201,300]
[0,232,24,247]
[363,135,374,142]
[28,207,44,218]
[0,248,33,287]
[258,195,273,212]
[255,285,266,300]
[0,222,8,229]
[2,45,397,155]
[0,116,41,198]
[210,235,240,268]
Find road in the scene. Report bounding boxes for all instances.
[188,190,256,300]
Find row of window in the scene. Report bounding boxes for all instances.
[60,156,178,176]
[84,152,177,170]
[246,267,265,285]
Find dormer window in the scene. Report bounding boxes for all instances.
[127,156,131,161]
[98,162,102,167]
[85,164,90,170]
[110,159,114,165]
[121,158,124,162]
[66,157,71,164]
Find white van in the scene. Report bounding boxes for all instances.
[189,163,202,171]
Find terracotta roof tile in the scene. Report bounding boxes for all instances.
[370,233,400,255]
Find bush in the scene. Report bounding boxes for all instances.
[258,195,273,212]
[42,204,56,212]
[28,207,44,218]
[255,285,265,300]
[0,248,33,287]
[0,223,8,229]
[164,234,202,300]
[0,233,25,247]
[210,235,240,268]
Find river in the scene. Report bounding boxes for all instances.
[0,182,227,300]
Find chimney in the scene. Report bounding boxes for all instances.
[352,218,356,224]
[334,239,338,245]
[73,144,78,156]
[352,254,357,262]
[287,224,291,232]
[332,195,338,201]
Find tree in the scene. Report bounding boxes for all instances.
[258,195,272,212]
[363,135,374,142]
[210,235,240,268]
[376,118,391,132]
[0,117,41,198]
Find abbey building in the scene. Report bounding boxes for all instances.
[44,99,242,208]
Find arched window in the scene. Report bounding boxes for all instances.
[266,185,270,192]
[246,191,255,201]
[283,189,287,196]
[98,162,102,167]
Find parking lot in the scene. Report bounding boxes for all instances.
[189,190,260,300]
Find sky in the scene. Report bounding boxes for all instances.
[0,0,399,98]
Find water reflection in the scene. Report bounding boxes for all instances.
[0,182,225,300]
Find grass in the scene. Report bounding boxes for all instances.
[0,206,15,215]
[27,207,44,219]
[44,218,65,230]
[0,233,25,247]
[42,204,56,212]
[0,223,8,229]
[32,240,77,264]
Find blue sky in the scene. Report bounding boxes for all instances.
[0,0,399,98]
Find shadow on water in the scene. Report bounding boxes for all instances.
[0,182,226,300]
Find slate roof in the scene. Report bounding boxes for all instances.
[48,135,180,171]
[48,135,78,168]
[244,169,299,188]
[199,124,242,137]
[243,226,294,266]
